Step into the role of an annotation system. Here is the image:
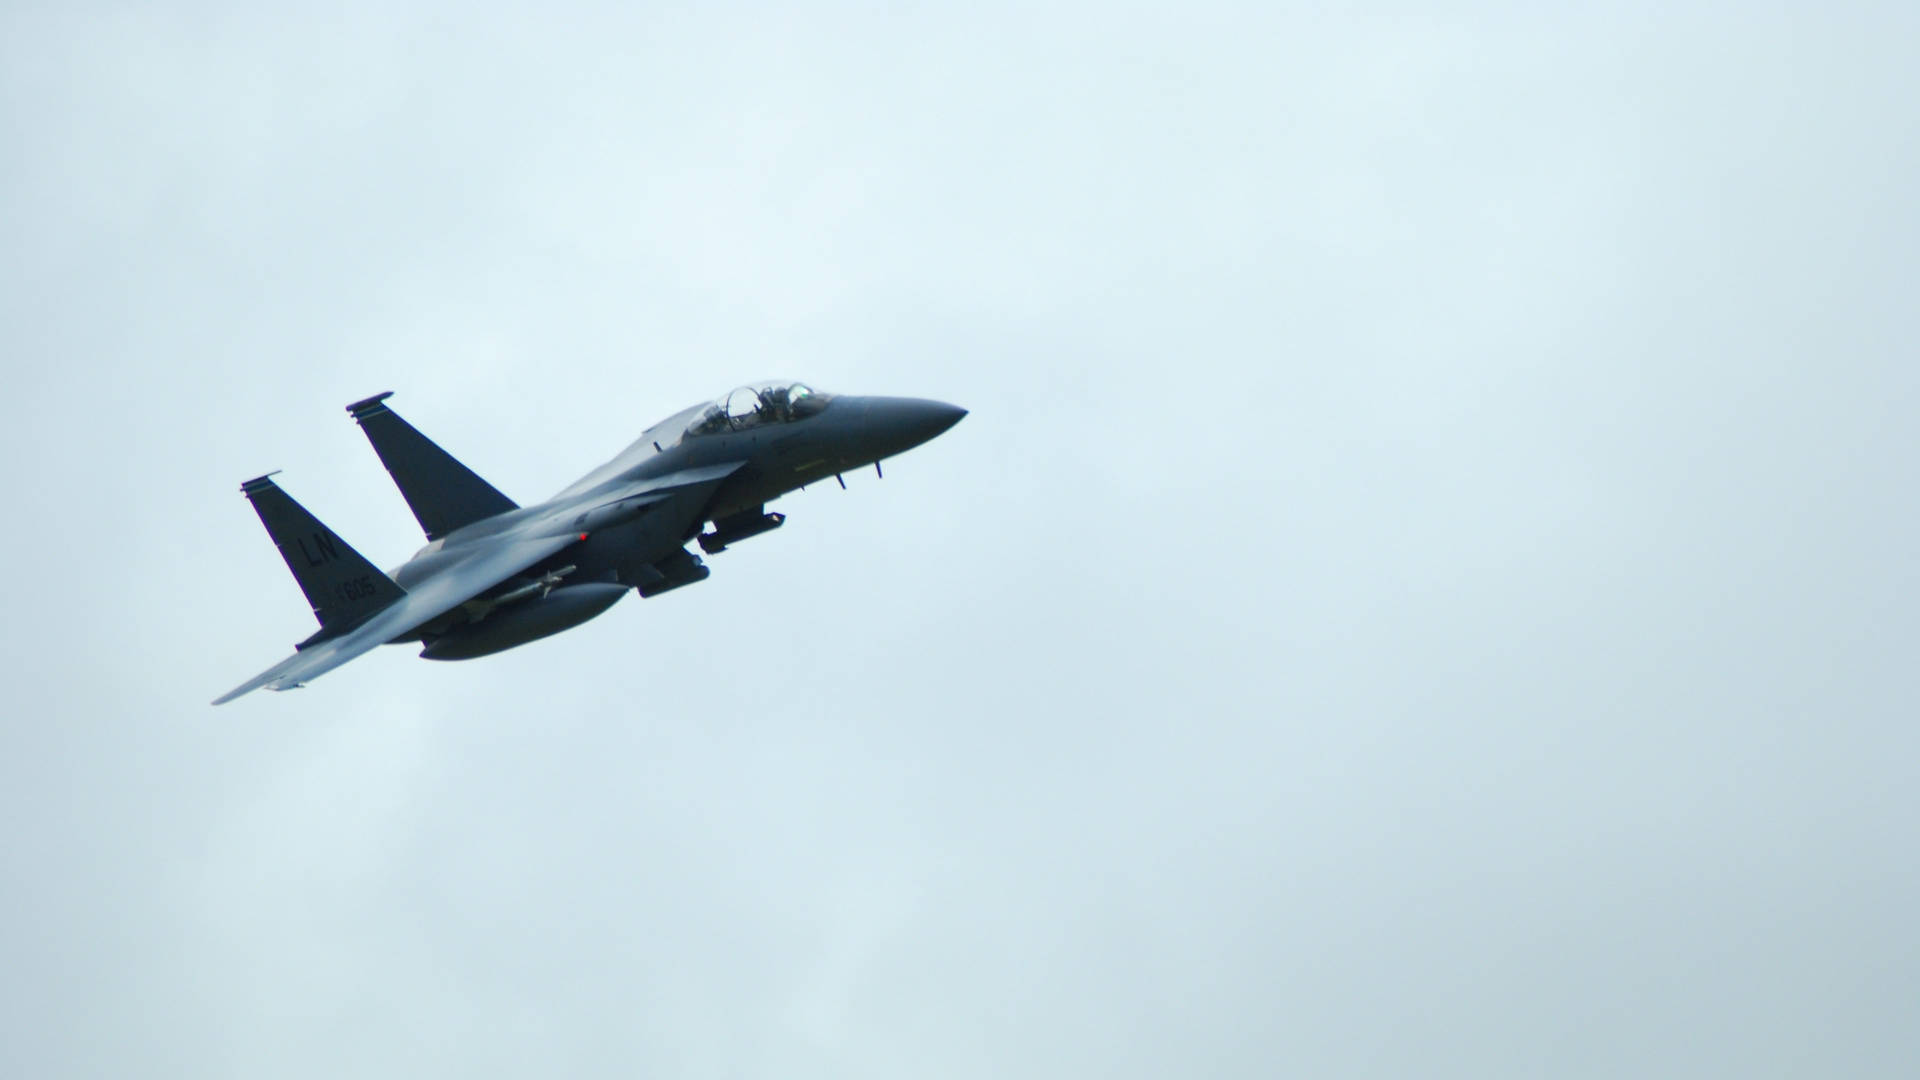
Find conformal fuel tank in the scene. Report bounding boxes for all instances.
[420,582,629,661]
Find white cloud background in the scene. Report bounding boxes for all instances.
[2,2,1916,1076]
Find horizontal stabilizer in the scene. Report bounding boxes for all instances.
[348,393,517,540]
[214,528,585,704]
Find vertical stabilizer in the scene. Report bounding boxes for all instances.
[239,473,406,632]
[346,392,518,540]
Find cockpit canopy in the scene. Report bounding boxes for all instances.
[684,380,828,437]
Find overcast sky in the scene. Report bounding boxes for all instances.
[3,3,1916,1077]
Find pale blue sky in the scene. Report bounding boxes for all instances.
[2,3,1916,1077]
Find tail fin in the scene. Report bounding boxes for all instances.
[240,473,407,633]
[346,392,517,541]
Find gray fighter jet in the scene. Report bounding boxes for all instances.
[214,382,965,704]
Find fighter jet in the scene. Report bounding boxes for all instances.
[213,382,965,704]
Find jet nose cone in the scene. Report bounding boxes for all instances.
[916,400,968,440]
[865,397,967,458]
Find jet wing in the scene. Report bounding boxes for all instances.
[213,460,752,705]
[212,530,584,704]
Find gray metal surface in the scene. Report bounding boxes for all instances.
[215,384,964,703]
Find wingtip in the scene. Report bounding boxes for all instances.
[212,671,279,705]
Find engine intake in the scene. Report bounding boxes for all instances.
[699,510,785,554]
[635,548,711,598]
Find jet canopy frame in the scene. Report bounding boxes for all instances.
[685,380,828,436]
